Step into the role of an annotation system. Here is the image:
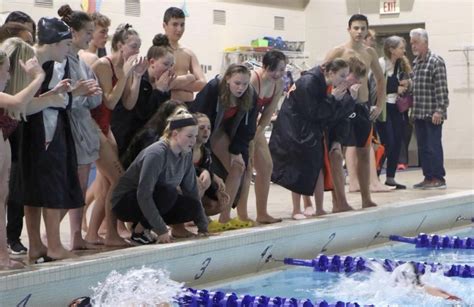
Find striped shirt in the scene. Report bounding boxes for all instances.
[412,50,449,120]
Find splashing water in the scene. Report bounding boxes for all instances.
[90,267,185,306]
[324,262,469,306]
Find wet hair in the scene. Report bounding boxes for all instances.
[194,112,209,122]
[4,11,36,43]
[0,22,33,44]
[145,99,188,136]
[412,263,423,286]
[410,28,428,43]
[152,33,170,48]
[90,12,111,28]
[323,58,349,74]
[262,50,287,72]
[219,64,253,111]
[120,100,187,169]
[111,23,139,52]
[347,56,366,79]
[162,112,197,141]
[2,37,36,119]
[163,7,185,24]
[58,4,93,31]
[148,34,172,60]
[348,14,369,28]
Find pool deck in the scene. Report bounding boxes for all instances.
[0,159,473,306]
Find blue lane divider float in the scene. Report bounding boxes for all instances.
[179,288,372,307]
[283,254,474,278]
[389,233,474,249]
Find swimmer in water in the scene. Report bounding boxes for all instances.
[394,262,462,302]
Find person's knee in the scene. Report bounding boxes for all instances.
[255,155,273,175]
[230,163,245,176]
[203,198,223,216]
[186,198,204,217]
[202,178,212,190]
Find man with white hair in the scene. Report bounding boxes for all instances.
[410,28,449,189]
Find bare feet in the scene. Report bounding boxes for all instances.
[70,238,103,251]
[369,183,394,193]
[332,205,355,213]
[82,215,89,233]
[351,183,394,193]
[256,214,282,224]
[315,209,328,216]
[0,257,25,270]
[28,244,48,263]
[303,206,315,216]
[292,212,306,220]
[104,236,130,247]
[362,201,378,209]
[171,227,196,238]
[237,216,256,225]
[117,221,131,239]
[84,234,105,246]
[48,247,77,261]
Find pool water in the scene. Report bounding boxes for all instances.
[210,227,474,306]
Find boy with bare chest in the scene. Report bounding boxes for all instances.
[324,14,386,211]
[162,7,206,103]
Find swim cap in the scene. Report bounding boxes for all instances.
[37,17,71,44]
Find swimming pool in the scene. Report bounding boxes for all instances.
[207,227,474,306]
[1,192,471,306]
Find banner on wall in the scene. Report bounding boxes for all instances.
[81,0,103,13]
[379,0,400,15]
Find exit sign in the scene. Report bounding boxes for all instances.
[380,0,400,15]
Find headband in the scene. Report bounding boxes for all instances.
[169,117,197,130]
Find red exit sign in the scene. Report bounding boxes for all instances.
[380,0,400,15]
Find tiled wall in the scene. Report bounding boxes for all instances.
[304,0,474,160]
[1,0,472,159]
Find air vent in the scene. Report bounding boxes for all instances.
[35,0,53,7]
[274,16,284,30]
[125,0,141,17]
[213,10,226,25]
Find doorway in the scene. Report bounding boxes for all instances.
[370,23,425,167]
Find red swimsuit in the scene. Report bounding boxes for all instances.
[255,72,276,112]
[91,57,118,135]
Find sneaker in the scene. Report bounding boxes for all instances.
[131,230,156,245]
[413,179,431,189]
[423,179,447,190]
[385,181,406,189]
[8,240,28,255]
[143,229,157,242]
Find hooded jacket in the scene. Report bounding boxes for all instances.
[190,75,258,163]
[269,66,353,195]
